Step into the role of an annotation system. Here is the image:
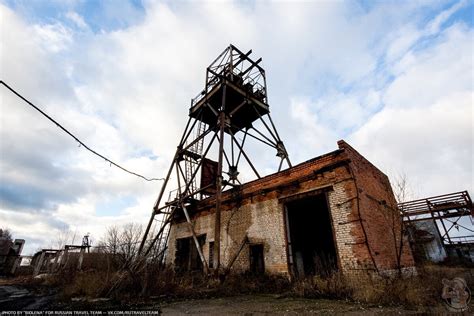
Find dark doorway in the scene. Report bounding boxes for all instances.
[175,235,206,272]
[286,194,337,277]
[249,244,265,274]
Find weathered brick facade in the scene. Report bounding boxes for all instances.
[166,140,415,276]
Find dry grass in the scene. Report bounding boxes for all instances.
[348,275,431,306]
[30,262,473,310]
[274,264,473,308]
[61,271,108,298]
[290,272,352,299]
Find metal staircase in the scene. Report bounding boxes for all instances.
[184,121,206,195]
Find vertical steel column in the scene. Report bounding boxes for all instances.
[438,213,453,244]
[214,85,227,272]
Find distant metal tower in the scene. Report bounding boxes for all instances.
[138,45,291,272]
[82,233,91,253]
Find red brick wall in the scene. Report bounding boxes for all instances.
[337,140,415,272]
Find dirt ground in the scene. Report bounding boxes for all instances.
[158,294,420,315]
[0,283,441,315]
[1,276,470,314]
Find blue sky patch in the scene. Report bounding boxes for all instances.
[95,195,137,217]
[3,0,146,32]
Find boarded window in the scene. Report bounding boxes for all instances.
[200,158,218,195]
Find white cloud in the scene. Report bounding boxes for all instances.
[350,23,473,197]
[426,0,469,34]
[33,22,73,53]
[288,98,338,160]
[352,92,473,195]
[66,11,87,29]
[386,24,473,109]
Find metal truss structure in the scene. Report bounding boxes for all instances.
[399,191,474,245]
[138,45,291,273]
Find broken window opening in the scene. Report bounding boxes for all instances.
[249,244,265,274]
[285,194,338,278]
[175,235,206,272]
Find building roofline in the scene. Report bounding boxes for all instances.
[189,143,349,211]
[337,139,389,178]
[238,147,344,190]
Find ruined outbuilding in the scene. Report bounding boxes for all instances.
[166,140,415,277]
[0,238,25,275]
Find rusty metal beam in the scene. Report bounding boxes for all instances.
[230,133,260,179]
[214,100,226,272]
[400,190,473,245]
[138,153,177,255]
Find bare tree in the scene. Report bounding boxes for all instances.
[100,223,143,267]
[385,173,415,275]
[391,172,414,203]
[101,225,120,255]
[54,225,76,249]
[118,223,143,264]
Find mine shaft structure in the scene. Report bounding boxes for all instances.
[138,45,291,272]
[399,191,474,245]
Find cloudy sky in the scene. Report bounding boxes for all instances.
[1,0,472,255]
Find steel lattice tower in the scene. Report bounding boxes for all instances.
[138,45,291,273]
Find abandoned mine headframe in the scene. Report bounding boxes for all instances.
[139,45,292,273]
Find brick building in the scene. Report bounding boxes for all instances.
[166,140,415,277]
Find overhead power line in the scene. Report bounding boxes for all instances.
[0,80,164,182]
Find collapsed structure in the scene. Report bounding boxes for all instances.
[30,235,91,276]
[400,192,473,263]
[139,45,415,277]
[0,236,24,275]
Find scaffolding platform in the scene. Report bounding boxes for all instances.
[189,44,269,133]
